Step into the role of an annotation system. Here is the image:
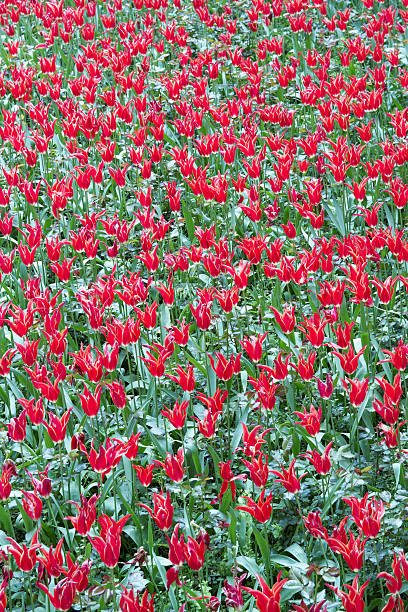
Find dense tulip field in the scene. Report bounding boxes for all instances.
[1,0,408,609]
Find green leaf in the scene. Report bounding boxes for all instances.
[220,487,232,514]
[232,421,243,453]
[152,552,178,610]
[15,501,34,534]
[270,553,301,567]
[325,198,345,236]
[253,526,270,574]
[285,543,308,564]
[148,519,154,557]
[235,555,263,577]
[228,510,237,546]
[280,581,303,602]
[0,506,15,538]
[393,463,406,488]
[182,200,195,242]
[322,473,347,515]
[207,442,222,470]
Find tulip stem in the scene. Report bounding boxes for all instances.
[59,446,65,505]
[154,375,159,426]
[263,521,272,584]
[110,566,119,611]
[295,493,309,562]
[375,540,385,599]
[28,574,34,611]
[199,568,206,611]
[226,379,232,454]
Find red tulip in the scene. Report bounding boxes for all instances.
[268,304,296,334]
[88,513,131,568]
[161,399,188,429]
[154,448,184,483]
[6,529,40,571]
[239,332,268,363]
[242,572,288,611]
[302,442,333,475]
[236,488,273,523]
[7,409,27,442]
[218,461,246,501]
[42,408,72,443]
[209,351,241,381]
[271,459,306,494]
[327,575,369,612]
[183,535,205,571]
[65,493,100,536]
[294,404,322,436]
[303,511,328,540]
[241,453,269,488]
[137,490,174,531]
[79,383,102,418]
[290,351,316,381]
[21,488,43,521]
[166,363,195,392]
[79,437,126,479]
[325,518,368,571]
[342,378,369,407]
[343,493,385,539]
[120,587,155,612]
[38,577,77,611]
[133,463,156,487]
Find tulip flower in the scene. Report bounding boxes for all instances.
[0,463,15,501]
[248,371,278,411]
[239,332,268,363]
[79,437,126,480]
[183,535,205,571]
[88,514,131,568]
[271,459,306,494]
[236,489,273,523]
[137,490,174,531]
[236,424,271,457]
[37,538,65,578]
[166,363,195,392]
[303,511,328,540]
[79,383,102,418]
[218,461,247,501]
[7,409,27,442]
[64,493,100,536]
[161,399,188,429]
[377,553,403,595]
[343,493,385,539]
[301,441,333,475]
[327,575,369,612]
[133,463,156,487]
[241,453,269,488]
[342,378,369,407]
[379,340,408,371]
[290,351,316,381]
[209,352,241,381]
[297,312,328,347]
[294,404,322,436]
[330,344,366,375]
[325,518,369,571]
[243,572,288,611]
[42,409,72,443]
[6,529,41,572]
[268,304,296,333]
[37,574,76,611]
[21,488,43,521]
[153,448,185,483]
[120,587,155,612]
